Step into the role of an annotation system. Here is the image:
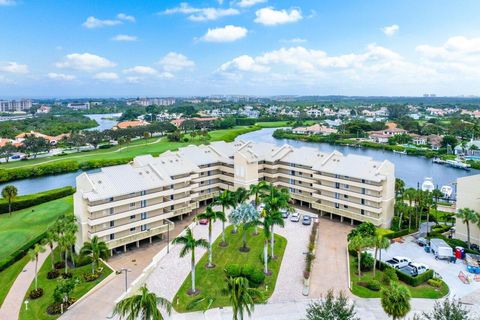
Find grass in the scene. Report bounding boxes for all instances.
[0,254,30,307]
[0,126,260,169]
[255,120,317,128]
[173,225,287,312]
[349,256,449,299]
[376,228,394,237]
[19,248,113,320]
[0,196,72,259]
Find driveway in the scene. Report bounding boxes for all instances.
[309,218,352,298]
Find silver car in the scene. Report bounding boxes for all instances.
[290,212,300,222]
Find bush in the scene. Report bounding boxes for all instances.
[428,278,443,288]
[225,264,242,278]
[397,269,434,287]
[0,186,75,214]
[385,229,415,239]
[47,270,60,279]
[73,254,92,267]
[98,144,114,149]
[54,261,65,270]
[29,288,44,299]
[224,264,265,288]
[247,269,266,288]
[360,252,374,271]
[367,280,381,291]
[382,267,399,285]
[62,272,73,279]
[83,272,101,282]
[46,299,75,315]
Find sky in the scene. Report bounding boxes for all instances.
[1,0,480,98]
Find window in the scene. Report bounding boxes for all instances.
[361,179,366,184]
[130,202,136,208]
[170,184,174,189]
[170,205,174,210]
[362,188,366,195]
[170,194,174,200]
[335,193,340,199]
[109,234,115,240]
[140,190,146,196]
[344,176,349,179]
[141,200,147,208]
[335,174,339,179]
[343,205,349,209]
[291,170,295,176]
[335,182,340,189]
[344,184,349,189]
[109,207,114,215]
[208,171,211,176]
[335,203,340,209]
[141,212,147,220]
[361,209,365,215]
[130,227,136,232]
[130,215,136,219]
[110,221,114,227]
[361,199,365,205]
[109,197,114,202]
[141,224,147,231]
[344,194,349,199]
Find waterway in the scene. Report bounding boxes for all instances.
[1,128,478,195]
[85,113,121,131]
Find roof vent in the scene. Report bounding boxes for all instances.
[98,180,102,184]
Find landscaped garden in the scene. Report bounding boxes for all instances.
[0,255,30,307]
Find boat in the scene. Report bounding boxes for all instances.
[440,185,453,198]
[421,178,435,192]
[393,150,407,155]
[432,157,446,164]
[445,159,471,171]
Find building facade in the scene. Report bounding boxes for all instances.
[0,99,32,112]
[455,174,480,245]
[74,141,395,253]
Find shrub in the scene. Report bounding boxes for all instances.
[47,270,60,279]
[83,272,101,282]
[428,278,443,288]
[360,252,374,271]
[46,299,75,315]
[225,264,242,278]
[73,254,92,267]
[98,144,114,149]
[367,280,381,291]
[397,269,433,287]
[54,261,65,270]
[224,264,265,287]
[29,288,44,299]
[0,186,75,214]
[247,269,266,288]
[382,267,398,285]
[62,272,73,279]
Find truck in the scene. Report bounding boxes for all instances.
[430,238,453,260]
[399,262,429,277]
[385,256,411,269]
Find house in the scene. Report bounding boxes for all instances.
[170,117,218,128]
[368,123,407,143]
[115,120,150,130]
[36,105,51,114]
[426,135,443,150]
[454,140,480,156]
[15,131,69,145]
[67,102,90,110]
[324,119,342,127]
[292,124,338,135]
[306,108,322,118]
[410,134,428,145]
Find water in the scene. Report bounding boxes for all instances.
[1,128,478,195]
[85,113,121,131]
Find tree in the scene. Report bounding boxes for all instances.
[395,178,405,199]
[456,208,479,249]
[348,235,373,277]
[80,235,110,274]
[229,203,260,252]
[53,278,77,304]
[213,190,234,246]
[414,298,472,320]
[231,187,250,233]
[373,235,390,277]
[222,276,263,320]
[0,142,16,163]
[249,181,268,207]
[347,222,376,241]
[305,290,359,320]
[113,285,172,320]
[28,243,46,291]
[1,185,18,216]
[196,206,225,268]
[386,105,409,119]
[404,188,417,230]
[84,130,103,149]
[381,283,411,320]
[258,214,272,275]
[172,228,208,294]
[43,231,57,270]
[21,135,50,158]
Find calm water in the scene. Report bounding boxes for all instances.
[1,128,478,195]
[85,113,121,131]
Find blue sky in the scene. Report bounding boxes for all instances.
[1,0,480,97]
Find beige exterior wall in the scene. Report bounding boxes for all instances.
[455,174,480,245]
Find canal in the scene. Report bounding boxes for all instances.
[1,128,478,195]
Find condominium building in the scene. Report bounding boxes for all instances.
[74,141,395,253]
[0,99,32,112]
[455,174,480,245]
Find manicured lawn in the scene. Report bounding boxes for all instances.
[349,256,448,299]
[0,196,72,259]
[19,248,113,320]
[0,255,30,307]
[376,228,394,237]
[173,225,287,312]
[0,126,259,169]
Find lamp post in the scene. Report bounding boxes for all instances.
[24,300,29,311]
[120,268,131,292]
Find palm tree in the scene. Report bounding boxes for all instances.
[213,190,234,246]
[80,235,110,274]
[261,185,290,258]
[222,276,263,320]
[348,235,373,277]
[43,231,57,270]
[456,208,479,249]
[196,206,225,268]
[1,185,17,216]
[231,188,250,234]
[395,178,405,199]
[173,228,208,294]
[381,282,411,320]
[249,181,268,235]
[113,284,172,320]
[373,235,390,277]
[28,243,46,291]
[404,188,417,230]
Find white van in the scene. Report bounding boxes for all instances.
[430,238,453,260]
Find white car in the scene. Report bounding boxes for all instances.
[385,256,411,269]
[290,212,300,222]
[400,262,429,277]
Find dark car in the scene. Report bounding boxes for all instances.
[302,215,312,225]
[198,218,209,225]
[281,210,289,219]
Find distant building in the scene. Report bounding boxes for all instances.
[292,124,337,135]
[238,106,260,118]
[36,105,51,114]
[67,102,90,110]
[127,98,176,107]
[115,120,150,130]
[0,99,32,112]
[368,123,407,144]
[454,140,480,156]
[170,117,218,127]
[455,174,480,246]
[15,131,69,145]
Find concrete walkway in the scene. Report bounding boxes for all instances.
[0,246,52,320]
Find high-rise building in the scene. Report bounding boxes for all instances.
[0,99,32,112]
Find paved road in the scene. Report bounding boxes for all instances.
[0,246,53,320]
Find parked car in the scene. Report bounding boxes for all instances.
[302,215,312,225]
[198,218,209,225]
[281,210,290,219]
[385,256,412,269]
[399,262,429,277]
[416,237,429,247]
[290,212,300,222]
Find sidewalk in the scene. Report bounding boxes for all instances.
[0,246,52,320]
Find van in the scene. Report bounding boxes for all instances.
[430,238,453,260]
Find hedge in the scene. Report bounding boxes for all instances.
[429,234,480,255]
[378,262,433,286]
[385,229,417,239]
[0,230,48,272]
[0,186,75,214]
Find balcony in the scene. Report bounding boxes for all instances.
[311,202,382,226]
[104,221,174,249]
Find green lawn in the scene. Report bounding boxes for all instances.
[0,126,259,169]
[0,255,30,307]
[349,257,448,299]
[19,248,113,320]
[174,225,287,312]
[0,196,72,259]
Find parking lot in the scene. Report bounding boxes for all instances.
[379,236,480,299]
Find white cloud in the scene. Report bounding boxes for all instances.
[56,53,116,71]
[0,62,28,74]
[158,72,175,79]
[158,52,195,72]
[280,38,307,44]
[236,0,267,8]
[82,16,122,28]
[93,72,119,80]
[162,3,239,21]
[117,13,135,22]
[220,55,269,72]
[0,0,15,6]
[254,7,302,26]
[123,66,158,75]
[47,73,75,81]
[201,25,248,42]
[126,76,141,83]
[112,34,138,42]
[382,24,399,36]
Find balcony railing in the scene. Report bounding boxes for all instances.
[104,221,174,249]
